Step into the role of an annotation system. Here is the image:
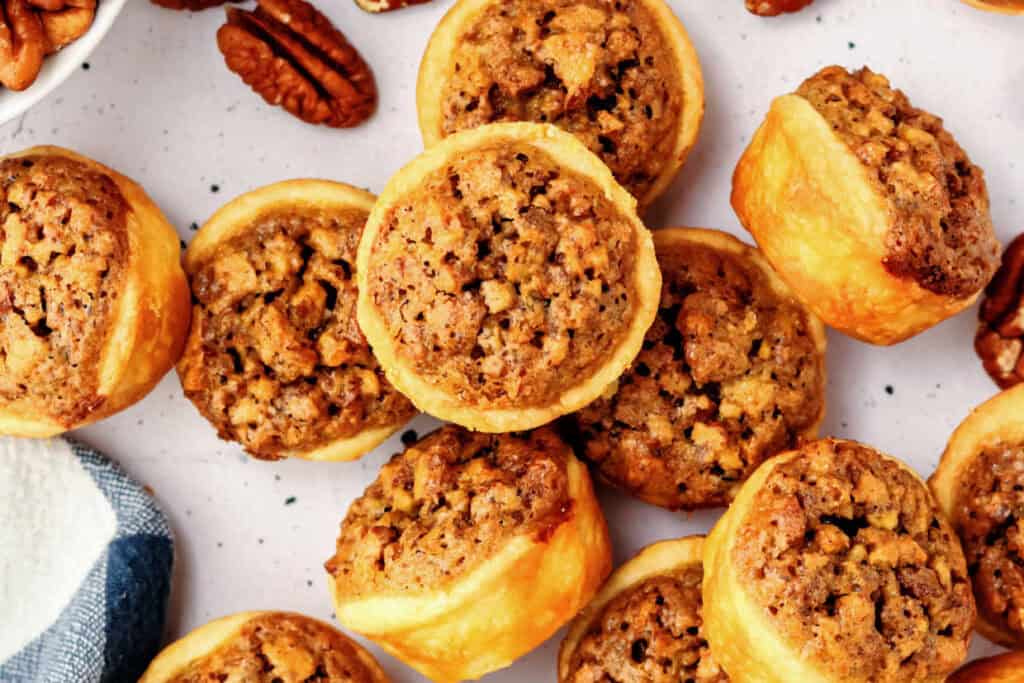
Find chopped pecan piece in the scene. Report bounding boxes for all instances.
[354,0,432,12]
[976,234,1024,389]
[151,0,231,9]
[217,0,377,128]
[0,0,46,91]
[746,0,815,16]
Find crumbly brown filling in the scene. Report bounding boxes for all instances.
[168,613,378,683]
[568,240,823,510]
[179,207,415,460]
[796,66,998,299]
[441,0,684,200]
[956,443,1024,641]
[366,143,639,409]
[0,155,129,426]
[734,440,974,683]
[326,426,572,597]
[566,565,728,683]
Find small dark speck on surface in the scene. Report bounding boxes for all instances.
[82,62,90,70]
[401,429,418,446]
[179,239,187,250]
[885,385,894,395]
[285,496,297,506]
[816,15,822,22]
[217,541,223,548]
[274,474,282,481]
[258,538,264,545]
[848,41,856,49]
[841,421,849,429]
[210,184,220,193]
[306,580,313,587]
[189,222,199,231]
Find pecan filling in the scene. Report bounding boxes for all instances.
[440,0,683,200]
[735,441,974,682]
[168,613,379,682]
[326,426,572,597]
[566,566,728,683]
[179,207,415,460]
[956,444,1024,640]
[796,66,998,299]
[0,155,129,426]
[366,143,639,409]
[569,240,823,510]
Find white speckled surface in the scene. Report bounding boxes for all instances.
[1,0,1021,679]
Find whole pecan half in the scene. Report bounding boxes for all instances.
[976,234,1024,389]
[746,0,815,16]
[150,0,231,10]
[354,0,433,12]
[0,0,46,91]
[217,0,377,128]
[31,0,96,54]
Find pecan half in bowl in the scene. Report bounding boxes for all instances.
[930,384,1024,649]
[976,234,1024,389]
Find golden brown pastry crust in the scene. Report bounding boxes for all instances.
[960,0,1024,14]
[138,611,390,683]
[732,66,999,345]
[948,652,1024,683]
[0,146,190,437]
[325,425,612,682]
[567,227,826,510]
[417,0,704,209]
[559,536,728,683]
[177,179,416,461]
[930,384,1024,648]
[357,122,660,433]
[703,438,975,683]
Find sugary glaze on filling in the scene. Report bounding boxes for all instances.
[796,66,999,299]
[0,155,129,426]
[569,239,823,510]
[566,565,728,683]
[326,426,572,598]
[956,443,1024,641]
[440,0,683,200]
[167,613,379,683]
[366,143,639,409]
[734,440,974,682]
[179,207,415,460]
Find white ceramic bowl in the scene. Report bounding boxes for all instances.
[0,0,128,126]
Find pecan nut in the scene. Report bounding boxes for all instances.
[150,0,231,10]
[354,0,433,12]
[217,0,377,128]
[976,234,1024,389]
[0,0,45,91]
[32,0,95,54]
[746,0,815,16]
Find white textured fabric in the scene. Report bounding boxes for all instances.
[0,438,116,664]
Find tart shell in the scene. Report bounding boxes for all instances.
[357,122,661,433]
[179,179,415,461]
[137,611,389,683]
[328,449,612,683]
[732,93,990,346]
[0,145,190,437]
[416,0,705,210]
[930,383,1024,648]
[703,438,974,683]
[558,535,711,682]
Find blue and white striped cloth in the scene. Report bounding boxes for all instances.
[0,439,174,683]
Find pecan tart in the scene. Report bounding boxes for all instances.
[0,146,190,437]
[732,66,1000,345]
[357,122,661,432]
[416,0,704,209]
[178,180,416,461]
[704,438,975,683]
[566,227,826,511]
[930,384,1024,648]
[559,536,728,683]
[138,611,389,683]
[325,425,612,682]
